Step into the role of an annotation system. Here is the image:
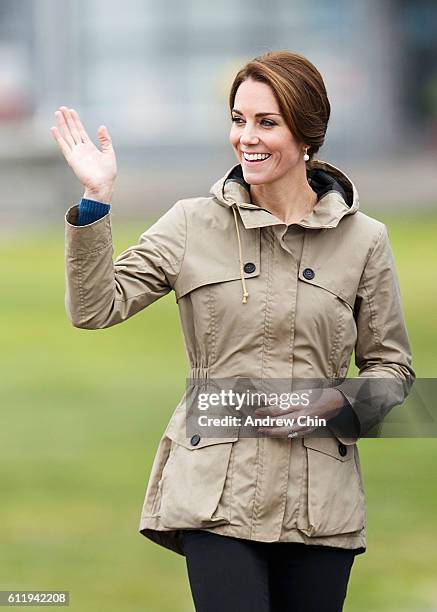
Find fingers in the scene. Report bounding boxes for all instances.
[254,404,299,418]
[53,108,74,148]
[59,106,82,145]
[51,106,92,156]
[97,125,113,152]
[70,108,90,142]
[258,424,313,438]
[50,126,71,159]
[258,425,294,438]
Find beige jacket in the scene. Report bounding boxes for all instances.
[64,159,415,557]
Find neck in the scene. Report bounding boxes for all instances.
[249,164,317,225]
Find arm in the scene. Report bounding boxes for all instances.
[327,399,361,439]
[328,224,416,443]
[64,199,186,329]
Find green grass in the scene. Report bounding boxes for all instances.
[1,211,436,611]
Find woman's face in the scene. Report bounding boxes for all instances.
[229,77,305,185]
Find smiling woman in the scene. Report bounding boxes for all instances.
[54,49,415,612]
[228,51,330,226]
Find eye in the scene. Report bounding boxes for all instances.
[231,116,276,127]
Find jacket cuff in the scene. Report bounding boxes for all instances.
[327,392,361,445]
[65,204,113,256]
[331,377,411,444]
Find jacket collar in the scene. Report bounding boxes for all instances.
[209,159,360,230]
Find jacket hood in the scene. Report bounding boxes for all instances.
[208,159,360,304]
[209,159,360,230]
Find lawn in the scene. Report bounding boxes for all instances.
[1,209,436,611]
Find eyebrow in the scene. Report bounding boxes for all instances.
[231,108,282,117]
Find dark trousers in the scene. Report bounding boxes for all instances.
[182,529,357,612]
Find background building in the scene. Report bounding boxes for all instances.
[0,0,436,224]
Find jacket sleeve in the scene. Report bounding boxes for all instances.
[64,199,186,329]
[328,223,416,444]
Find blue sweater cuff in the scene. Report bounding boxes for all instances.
[77,198,111,226]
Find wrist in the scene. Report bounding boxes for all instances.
[83,186,114,205]
[326,389,345,420]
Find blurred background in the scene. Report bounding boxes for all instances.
[0,0,436,225]
[1,0,436,610]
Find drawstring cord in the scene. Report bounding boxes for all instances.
[232,205,249,304]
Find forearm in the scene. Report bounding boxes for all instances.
[64,199,187,330]
[65,205,116,328]
[327,392,361,440]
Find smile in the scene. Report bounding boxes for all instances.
[242,152,272,163]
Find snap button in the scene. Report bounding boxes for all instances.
[303,267,315,280]
[190,434,201,446]
[338,443,347,457]
[244,262,256,274]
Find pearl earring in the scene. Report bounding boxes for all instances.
[303,148,309,162]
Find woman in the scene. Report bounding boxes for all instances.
[51,51,415,611]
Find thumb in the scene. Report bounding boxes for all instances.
[97,125,113,152]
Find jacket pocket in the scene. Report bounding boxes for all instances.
[297,270,357,377]
[174,227,261,301]
[174,252,261,365]
[297,434,365,537]
[158,425,238,530]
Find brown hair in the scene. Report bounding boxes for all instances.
[229,50,331,161]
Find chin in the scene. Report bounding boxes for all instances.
[242,174,269,186]
[241,168,275,186]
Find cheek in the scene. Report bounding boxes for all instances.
[276,140,300,165]
[229,127,239,148]
[271,130,299,157]
[281,147,299,164]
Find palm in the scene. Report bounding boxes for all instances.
[50,106,117,193]
[66,138,116,190]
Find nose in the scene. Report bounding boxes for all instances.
[240,123,260,146]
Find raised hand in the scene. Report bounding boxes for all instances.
[50,106,117,204]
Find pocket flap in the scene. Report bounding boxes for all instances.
[166,429,239,450]
[164,398,239,450]
[302,434,353,462]
[175,261,260,300]
[174,227,260,300]
[298,268,355,309]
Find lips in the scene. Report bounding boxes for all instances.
[241,152,272,164]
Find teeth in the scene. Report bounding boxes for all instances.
[243,152,271,161]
